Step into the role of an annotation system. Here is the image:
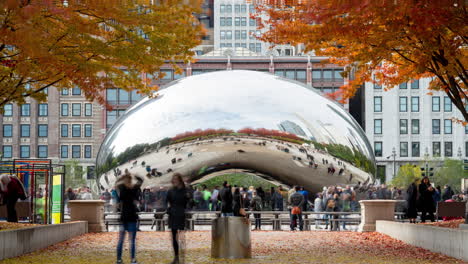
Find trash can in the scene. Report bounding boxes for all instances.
[211,217,251,259]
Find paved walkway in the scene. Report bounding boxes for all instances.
[1,231,466,264]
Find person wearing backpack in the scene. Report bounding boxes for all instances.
[325,193,340,231]
[289,186,305,231]
[250,191,263,230]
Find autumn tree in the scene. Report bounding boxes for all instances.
[257,0,468,121]
[0,0,204,107]
[391,164,421,189]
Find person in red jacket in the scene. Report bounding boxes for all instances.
[0,174,27,222]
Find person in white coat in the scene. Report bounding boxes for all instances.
[314,193,324,229]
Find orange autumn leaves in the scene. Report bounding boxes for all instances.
[0,0,205,108]
[256,0,468,121]
[2,231,466,264]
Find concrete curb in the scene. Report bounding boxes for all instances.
[376,220,468,261]
[0,221,88,260]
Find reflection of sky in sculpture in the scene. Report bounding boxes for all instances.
[97,70,375,191]
[99,70,372,157]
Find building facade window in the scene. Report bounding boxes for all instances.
[38,124,48,137]
[444,142,453,157]
[411,142,420,157]
[3,124,12,137]
[433,142,441,157]
[400,142,408,157]
[444,96,452,112]
[226,4,232,13]
[432,97,440,112]
[3,104,13,116]
[21,104,30,116]
[374,119,382,134]
[60,145,69,158]
[399,97,407,112]
[374,142,383,157]
[84,124,92,137]
[411,119,420,134]
[72,124,81,137]
[374,96,382,112]
[411,96,419,112]
[72,103,81,116]
[37,145,48,158]
[61,103,69,116]
[61,88,69,95]
[72,86,81,95]
[444,119,452,134]
[399,82,407,89]
[410,79,419,89]
[84,145,92,159]
[72,145,81,158]
[432,119,440,134]
[20,124,30,137]
[400,119,408,134]
[2,145,12,158]
[38,104,48,116]
[466,142,468,157]
[84,103,92,116]
[20,145,30,158]
[61,124,68,137]
[106,109,126,129]
[241,17,247,26]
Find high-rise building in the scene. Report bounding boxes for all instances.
[365,77,467,183]
[213,0,301,56]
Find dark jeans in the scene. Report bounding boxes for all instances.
[6,197,18,223]
[290,213,303,231]
[421,209,435,223]
[254,213,261,229]
[117,222,138,261]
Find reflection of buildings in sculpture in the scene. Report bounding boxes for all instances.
[278,120,307,138]
[294,114,322,142]
[316,120,337,145]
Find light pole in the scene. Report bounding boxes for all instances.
[386,147,397,179]
[424,147,429,177]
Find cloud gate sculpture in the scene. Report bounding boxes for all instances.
[96,70,375,192]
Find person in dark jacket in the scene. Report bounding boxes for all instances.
[418,176,435,223]
[0,174,27,222]
[219,181,233,217]
[115,173,143,264]
[232,188,243,217]
[442,185,454,201]
[166,173,189,264]
[250,191,263,230]
[289,186,305,231]
[406,179,419,223]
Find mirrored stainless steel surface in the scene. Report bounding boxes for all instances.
[96,70,375,192]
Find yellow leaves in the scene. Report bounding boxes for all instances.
[0,0,204,107]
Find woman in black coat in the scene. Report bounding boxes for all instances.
[406,179,419,223]
[166,173,189,264]
[115,173,143,264]
[232,188,243,216]
[418,176,435,223]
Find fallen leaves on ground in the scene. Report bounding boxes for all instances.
[0,222,38,232]
[1,231,466,264]
[420,219,465,229]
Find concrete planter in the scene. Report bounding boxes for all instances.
[0,221,87,260]
[376,220,468,261]
[68,200,105,232]
[358,200,397,232]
